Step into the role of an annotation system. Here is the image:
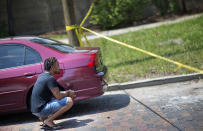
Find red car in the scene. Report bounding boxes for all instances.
[0,36,107,114]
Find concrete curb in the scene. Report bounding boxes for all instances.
[107,73,203,91]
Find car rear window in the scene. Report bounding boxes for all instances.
[31,38,75,53]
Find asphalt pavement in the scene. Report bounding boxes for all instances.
[0,79,203,131]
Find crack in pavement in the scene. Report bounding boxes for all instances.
[122,89,182,131]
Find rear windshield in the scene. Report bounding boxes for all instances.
[31,38,75,53]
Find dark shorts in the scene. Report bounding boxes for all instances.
[33,97,69,118]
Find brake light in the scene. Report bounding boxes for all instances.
[88,53,96,67]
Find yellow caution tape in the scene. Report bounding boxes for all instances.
[66,25,77,31]
[80,2,95,27]
[65,1,203,74]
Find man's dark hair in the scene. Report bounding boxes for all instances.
[44,57,58,71]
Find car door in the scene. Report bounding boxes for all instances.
[0,44,43,113]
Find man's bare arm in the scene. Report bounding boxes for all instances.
[50,87,68,100]
[50,88,75,100]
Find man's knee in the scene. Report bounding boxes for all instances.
[66,97,73,107]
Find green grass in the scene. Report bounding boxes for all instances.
[52,15,203,83]
[49,34,68,40]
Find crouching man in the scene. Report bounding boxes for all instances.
[31,57,75,130]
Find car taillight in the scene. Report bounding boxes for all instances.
[88,53,96,67]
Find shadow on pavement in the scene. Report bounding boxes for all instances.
[56,119,94,130]
[0,93,130,126]
[62,93,130,118]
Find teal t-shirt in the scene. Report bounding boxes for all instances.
[31,72,57,113]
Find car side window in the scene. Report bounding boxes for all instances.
[25,47,42,65]
[0,45,25,69]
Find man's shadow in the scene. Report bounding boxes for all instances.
[61,93,130,118]
[0,93,130,128]
[57,119,93,129]
[51,93,130,130]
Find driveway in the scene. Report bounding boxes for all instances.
[0,79,203,131]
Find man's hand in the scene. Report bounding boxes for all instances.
[67,90,76,98]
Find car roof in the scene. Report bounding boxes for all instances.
[0,36,39,41]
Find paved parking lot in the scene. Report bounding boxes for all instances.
[0,79,203,131]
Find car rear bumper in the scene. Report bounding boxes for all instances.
[96,65,108,92]
[96,65,107,78]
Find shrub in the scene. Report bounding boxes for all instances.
[152,0,181,15]
[0,22,9,38]
[90,0,149,29]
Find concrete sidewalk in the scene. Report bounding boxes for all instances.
[59,13,202,44]
[107,73,203,91]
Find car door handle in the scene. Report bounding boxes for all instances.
[24,72,36,77]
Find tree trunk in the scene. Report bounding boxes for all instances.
[182,0,187,13]
[6,0,15,36]
[62,0,80,46]
[178,0,187,13]
[160,0,169,15]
